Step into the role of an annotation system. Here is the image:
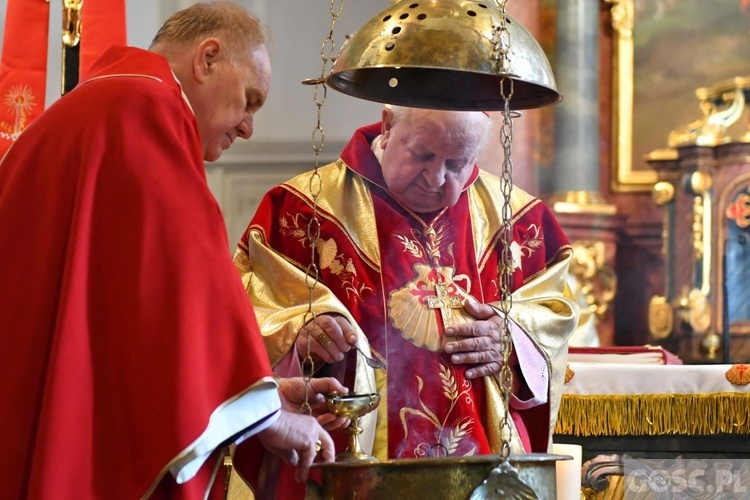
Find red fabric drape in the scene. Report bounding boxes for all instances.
[0,0,127,157]
[0,0,50,156]
[80,0,127,79]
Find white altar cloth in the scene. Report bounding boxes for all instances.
[563,362,750,396]
[555,362,750,437]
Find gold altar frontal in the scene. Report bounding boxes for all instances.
[553,362,750,498]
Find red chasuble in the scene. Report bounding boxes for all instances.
[0,47,276,499]
[240,123,574,465]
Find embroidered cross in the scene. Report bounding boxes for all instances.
[426,282,463,328]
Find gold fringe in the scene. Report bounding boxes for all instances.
[555,392,750,436]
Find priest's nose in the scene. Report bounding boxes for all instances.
[238,115,253,140]
[423,165,446,188]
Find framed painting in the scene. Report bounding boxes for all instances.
[609,0,750,192]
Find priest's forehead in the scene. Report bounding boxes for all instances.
[392,108,490,155]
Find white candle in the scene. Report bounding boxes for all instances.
[552,443,582,500]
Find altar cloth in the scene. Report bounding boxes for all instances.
[554,363,750,437]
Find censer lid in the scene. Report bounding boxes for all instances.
[325,0,561,111]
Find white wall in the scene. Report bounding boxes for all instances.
[0,0,389,246]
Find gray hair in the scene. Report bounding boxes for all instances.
[150,1,267,64]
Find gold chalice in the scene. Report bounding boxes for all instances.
[326,391,381,462]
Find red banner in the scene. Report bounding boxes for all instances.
[0,0,50,156]
[80,0,127,80]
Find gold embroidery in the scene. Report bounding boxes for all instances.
[389,264,474,351]
[726,364,750,386]
[1,85,37,142]
[399,361,477,458]
[394,232,425,260]
[279,212,372,301]
[278,213,308,243]
[510,223,543,271]
[393,207,449,266]
[492,223,544,295]
[389,218,477,349]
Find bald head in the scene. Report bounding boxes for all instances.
[387,106,492,152]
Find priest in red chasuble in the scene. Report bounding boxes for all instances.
[0,3,340,499]
[235,105,580,465]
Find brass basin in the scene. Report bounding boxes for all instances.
[313,453,563,499]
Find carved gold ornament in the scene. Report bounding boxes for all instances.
[687,288,712,334]
[62,0,83,47]
[569,241,616,323]
[648,295,673,339]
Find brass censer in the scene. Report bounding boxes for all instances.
[325,391,381,462]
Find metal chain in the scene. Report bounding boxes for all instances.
[492,0,516,463]
[302,0,346,415]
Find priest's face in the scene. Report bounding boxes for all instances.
[379,107,486,213]
[192,42,271,162]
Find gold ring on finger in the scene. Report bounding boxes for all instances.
[317,332,332,347]
[315,439,322,453]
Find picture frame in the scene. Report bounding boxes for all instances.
[608,0,750,193]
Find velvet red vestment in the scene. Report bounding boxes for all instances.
[0,46,278,499]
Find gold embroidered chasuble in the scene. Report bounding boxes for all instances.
[235,124,578,459]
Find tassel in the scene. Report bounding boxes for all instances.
[555,393,750,436]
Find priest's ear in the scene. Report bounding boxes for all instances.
[381,105,395,146]
[193,38,222,82]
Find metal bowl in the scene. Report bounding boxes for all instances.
[325,392,381,419]
[313,453,564,499]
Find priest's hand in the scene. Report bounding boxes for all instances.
[277,376,351,431]
[296,314,358,364]
[257,410,334,483]
[444,301,515,380]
